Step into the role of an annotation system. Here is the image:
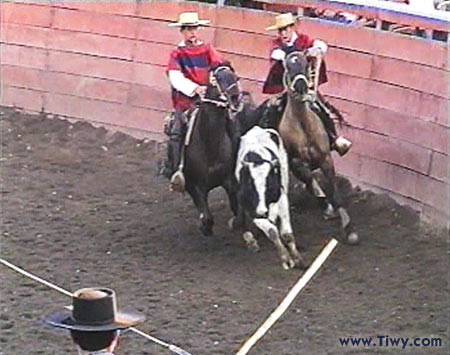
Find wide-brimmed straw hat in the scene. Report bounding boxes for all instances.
[168,12,210,27]
[266,13,297,31]
[45,287,145,332]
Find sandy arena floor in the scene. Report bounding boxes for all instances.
[0,107,448,355]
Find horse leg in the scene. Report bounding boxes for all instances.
[230,198,259,252]
[187,184,214,236]
[277,193,307,268]
[222,178,239,217]
[253,218,295,270]
[320,156,359,245]
[242,230,260,253]
[290,158,329,213]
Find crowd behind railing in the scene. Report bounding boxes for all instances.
[383,0,449,11]
[192,0,449,42]
[300,0,449,41]
[200,0,450,11]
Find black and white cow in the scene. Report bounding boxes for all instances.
[233,126,306,270]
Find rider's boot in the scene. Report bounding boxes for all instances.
[333,136,352,157]
[160,113,175,178]
[314,95,352,156]
[168,137,185,192]
[169,112,186,192]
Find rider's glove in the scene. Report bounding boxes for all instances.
[306,46,322,58]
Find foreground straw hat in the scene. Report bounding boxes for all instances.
[266,13,297,31]
[45,287,145,332]
[169,12,211,27]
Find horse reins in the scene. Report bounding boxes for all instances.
[202,66,242,115]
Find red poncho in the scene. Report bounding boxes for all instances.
[263,32,328,94]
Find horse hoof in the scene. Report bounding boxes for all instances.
[282,259,296,270]
[243,232,259,253]
[288,259,296,269]
[200,226,213,236]
[280,255,296,270]
[347,232,359,245]
[323,205,338,220]
[294,256,308,269]
[170,171,185,193]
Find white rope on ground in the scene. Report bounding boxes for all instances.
[0,257,193,355]
[0,258,74,297]
[235,238,339,355]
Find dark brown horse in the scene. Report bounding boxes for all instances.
[278,51,358,244]
[181,64,241,236]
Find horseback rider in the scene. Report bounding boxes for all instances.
[263,13,352,156]
[163,12,225,191]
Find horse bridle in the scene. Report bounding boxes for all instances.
[282,52,315,101]
[202,66,241,114]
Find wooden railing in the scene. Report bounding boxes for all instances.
[257,0,450,41]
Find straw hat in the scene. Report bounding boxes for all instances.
[168,12,210,27]
[45,287,145,332]
[266,13,297,31]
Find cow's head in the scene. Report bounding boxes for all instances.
[239,149,282,219]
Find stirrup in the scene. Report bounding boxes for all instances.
[159,165,172,178]
[170,170,185,193]
[333,136,352,156]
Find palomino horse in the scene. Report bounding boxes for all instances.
[181,64,241,236]
[278,51,358,244]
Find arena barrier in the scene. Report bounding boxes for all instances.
[1,1,448,226]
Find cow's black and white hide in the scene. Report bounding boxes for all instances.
[233,126,306,270]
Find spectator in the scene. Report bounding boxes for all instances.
[45,287,145,355]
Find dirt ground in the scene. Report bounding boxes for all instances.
[0,107,448,355]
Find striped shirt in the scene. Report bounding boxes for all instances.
[167,40,223,111]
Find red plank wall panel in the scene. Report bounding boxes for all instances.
[1,44,47,69]
[52,8,139,39]
[1,2,53,27]
[0,1,448,226]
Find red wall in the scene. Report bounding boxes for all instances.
[1,1,448,226]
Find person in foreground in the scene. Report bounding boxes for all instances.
[45,287,144,354]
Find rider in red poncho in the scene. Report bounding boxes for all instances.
[163,12,224,191]
[263,13,352,156]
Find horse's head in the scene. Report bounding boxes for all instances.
[208,63,241,111]
[283,51,311,98]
